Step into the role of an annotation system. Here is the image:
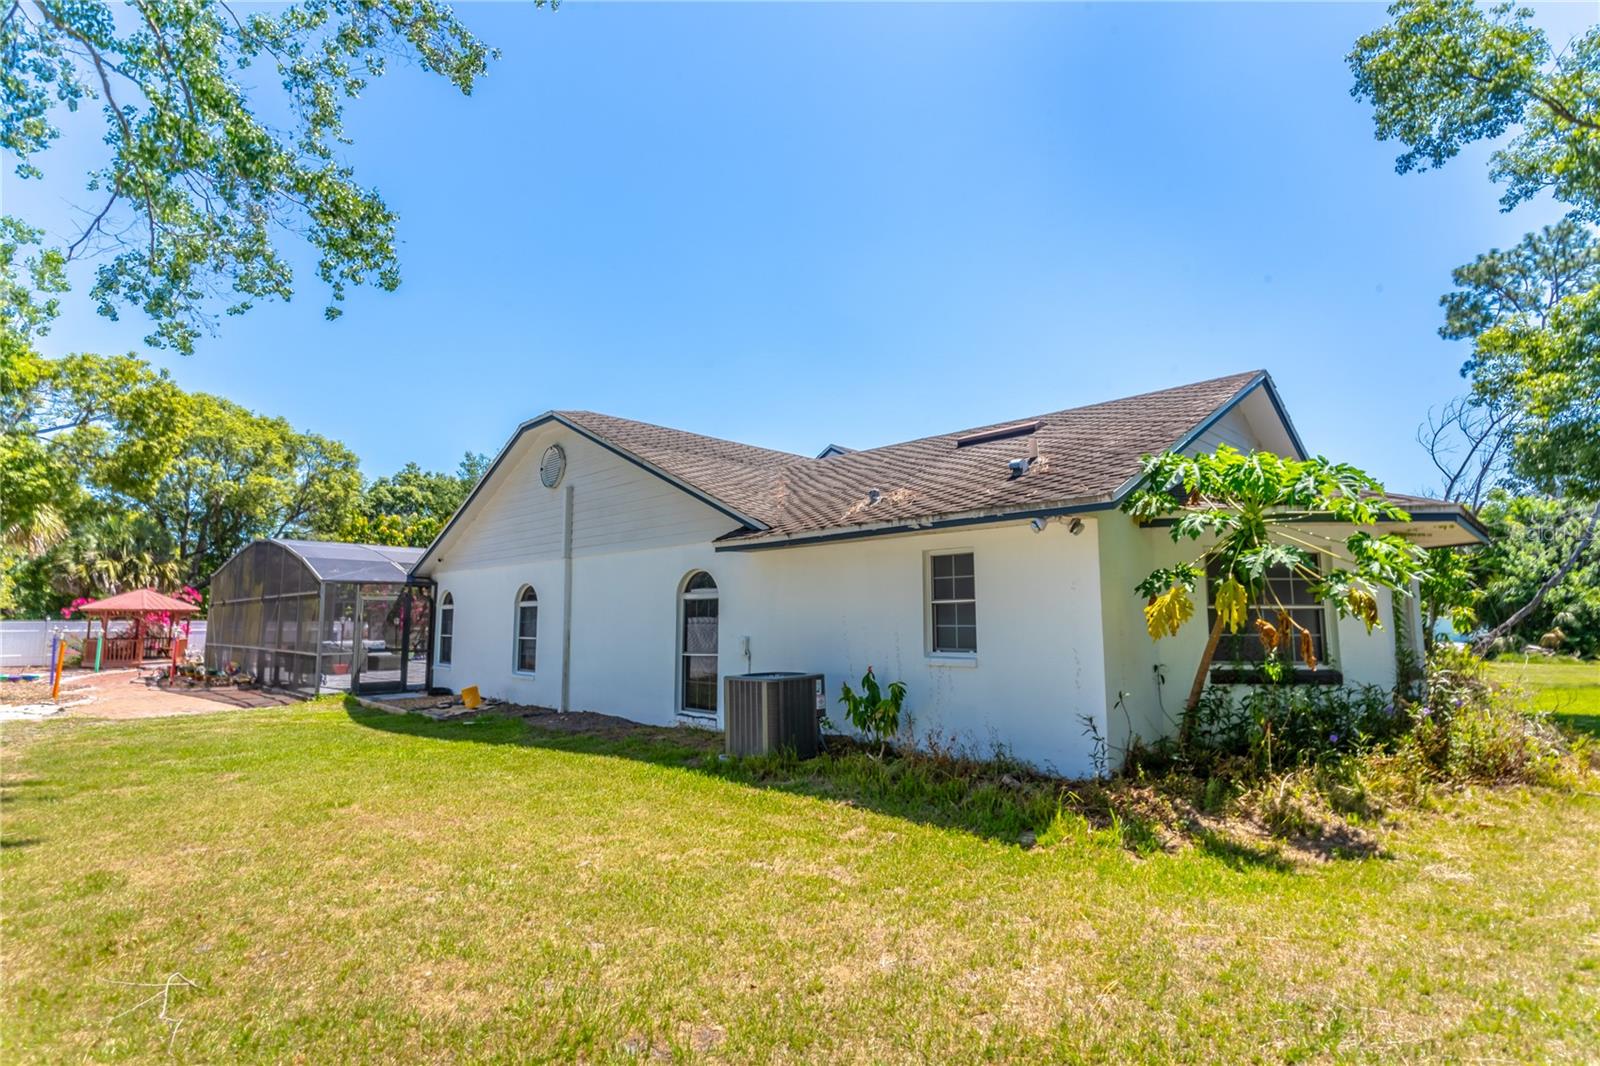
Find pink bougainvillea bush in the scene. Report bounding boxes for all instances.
[59,586,203,635]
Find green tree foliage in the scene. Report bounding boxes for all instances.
[1469,290,1600,502]
[1125,447,1430,724]
[147,393,363,585]
[1437,220,1600,502]
[0,218,68,359]
[1,351,368,614]
[1350,0,1600,222]
[1439,218,1600,342]
[341,453,487,547]
[1351,0,1600,501]
[1352,1,1600,656]
[1,348,190,553]
[2,0,543,353]
[1469,490,1600,656]
[8,508,182,617]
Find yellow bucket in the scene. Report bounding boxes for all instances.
[460,685,482,710]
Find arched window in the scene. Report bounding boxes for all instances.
[679,571,718,714]
[514,585,538,673]
[437,592,454,666]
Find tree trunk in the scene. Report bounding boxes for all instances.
[1181,612,1229,746]
[1471,497,1600,656]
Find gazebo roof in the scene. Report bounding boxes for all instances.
[79,588,200,615]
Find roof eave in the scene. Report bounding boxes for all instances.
[1165,370,1308,462]
[714,494,1120,552]
[1139,506,1491,548]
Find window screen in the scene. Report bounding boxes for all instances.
[930,552,977,654]
[1206,556,1327,667]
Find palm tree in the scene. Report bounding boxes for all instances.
[53,512,180,601]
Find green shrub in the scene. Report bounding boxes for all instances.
[837,668,906,756]
[1150,643,1592,839]
[1188,681,1400,774]
[1418,644,1570,785]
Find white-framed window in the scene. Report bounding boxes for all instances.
[437,592,454,666]
[679,571,718,714]
[1206,555,1331,668]
[514,585,537,673]
[928,551,977,654]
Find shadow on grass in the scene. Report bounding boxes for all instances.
[1553,712,1600,739]
[1192,827,1294,873]
[342,700,1304,869]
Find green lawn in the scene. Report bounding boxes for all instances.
[1486,656,1600,737]
[3,700,1598,1063]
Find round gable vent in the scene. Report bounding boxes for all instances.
[539,444,566,489]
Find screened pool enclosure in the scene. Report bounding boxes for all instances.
[205,539,433,695]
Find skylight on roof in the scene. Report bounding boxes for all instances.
[953,420,1042,448]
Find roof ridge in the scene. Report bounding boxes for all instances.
[559,370,1262,468]
[555,409,808,465]
[803,369,1265,461]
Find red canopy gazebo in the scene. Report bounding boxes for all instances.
[78,589,201,669]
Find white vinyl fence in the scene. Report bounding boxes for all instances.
[0,620,207,669]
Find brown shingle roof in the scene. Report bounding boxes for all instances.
[557,370,1270,544]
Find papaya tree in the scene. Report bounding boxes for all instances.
[1124,446,1432,738]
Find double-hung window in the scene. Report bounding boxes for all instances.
[1206,556,1328,668]
[929,552,977,654]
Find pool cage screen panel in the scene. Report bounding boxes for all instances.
[204,539,432,695]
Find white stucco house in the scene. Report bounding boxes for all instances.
[410,370,1486,777]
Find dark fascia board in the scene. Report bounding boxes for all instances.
[1412,511,1493,545]
[715,498,1114,552]
[410,412,765,577]
[1167,370,1308,462]
[720,372,1297,554]
[1140,508,1491,545]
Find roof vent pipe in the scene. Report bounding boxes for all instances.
[867,488,882,505]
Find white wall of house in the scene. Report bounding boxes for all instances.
[732,519,1109,778]
[1096,509,1207,760]
[423,425,1113,777]
[1188,386,1301,457]
[425,425,736,715]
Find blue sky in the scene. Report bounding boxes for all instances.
[11,2,1594,495]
